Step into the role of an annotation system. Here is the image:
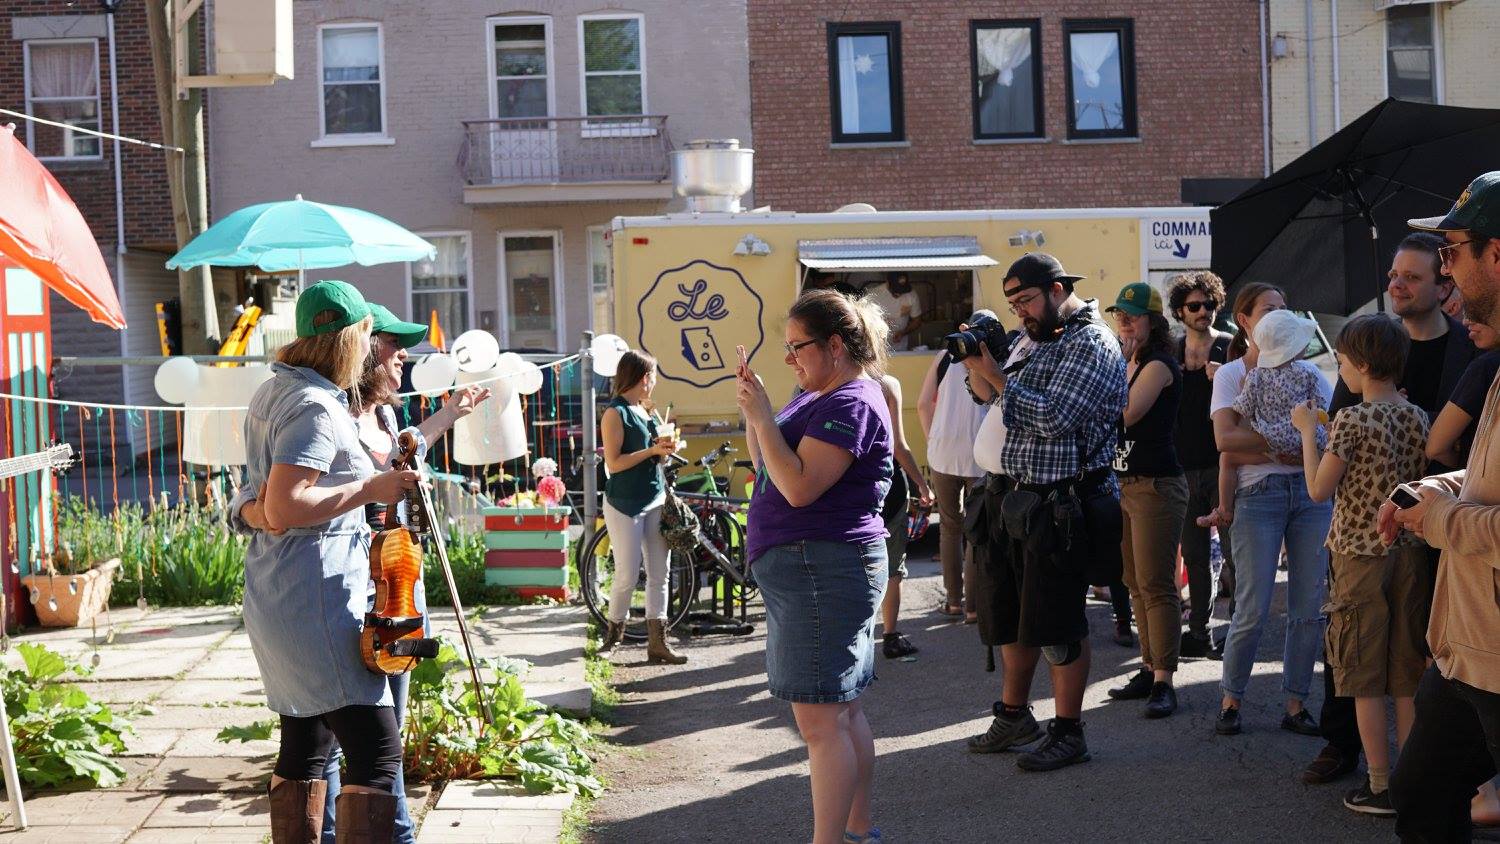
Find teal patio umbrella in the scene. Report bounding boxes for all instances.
[166,195,435,288]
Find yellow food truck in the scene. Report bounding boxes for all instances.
[609,202,1214,468]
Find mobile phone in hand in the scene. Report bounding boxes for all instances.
[1390,483,1423,510]
[736,345,749,378]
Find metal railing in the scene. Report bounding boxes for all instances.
[459,115,672,186]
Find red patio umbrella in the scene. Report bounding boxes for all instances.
[0,124,126,329]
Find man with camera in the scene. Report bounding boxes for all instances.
[961,253,1128,772]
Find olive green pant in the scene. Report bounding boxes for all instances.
[1119,475,1189,672]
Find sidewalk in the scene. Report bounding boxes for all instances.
[0,602,590,843]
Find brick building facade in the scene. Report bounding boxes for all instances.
[747,1,1267,212]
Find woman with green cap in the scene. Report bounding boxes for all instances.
[235,280,420,843]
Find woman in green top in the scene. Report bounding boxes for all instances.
[600,350,687,664]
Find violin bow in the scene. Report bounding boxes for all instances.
[412,462,493,734]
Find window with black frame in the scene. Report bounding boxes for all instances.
[827,22,904,144]
[1063,19,1137,140]
[1386,5,1438,103]
[970,20,1043,140]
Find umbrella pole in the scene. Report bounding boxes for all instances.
[1368,222,1384,313]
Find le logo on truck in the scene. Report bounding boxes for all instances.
[637,259,765,388]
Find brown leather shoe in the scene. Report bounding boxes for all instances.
[1301,744,1359,785]
[646,619,687,665]
[333,790,397,843]
[268,778,326,844]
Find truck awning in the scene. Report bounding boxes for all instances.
[797,236,999,272]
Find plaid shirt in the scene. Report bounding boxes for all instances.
[1000,300,1128,487]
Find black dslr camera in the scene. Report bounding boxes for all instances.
[943,314,1010,362]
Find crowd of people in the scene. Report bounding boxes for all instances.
[733,171,1500,844]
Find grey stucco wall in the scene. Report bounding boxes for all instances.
[208,0,751,349]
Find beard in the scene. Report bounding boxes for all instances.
[1023,297,1064,342]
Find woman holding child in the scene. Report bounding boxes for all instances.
[1207,282,1333,737]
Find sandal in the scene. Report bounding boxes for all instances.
[937,602,964,618]
[965,613,979,625]
[844,828,882,843]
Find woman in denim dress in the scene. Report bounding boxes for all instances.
[237,281,420,843]
[736,289,894,844]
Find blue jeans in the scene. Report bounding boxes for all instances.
[321,671,413,844]
[1219,473,1330,703]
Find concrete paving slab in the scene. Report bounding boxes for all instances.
[105,624,236,651]
[155,679,264,706]
[141,792,268,828]
[126,829,266,843]
[170,729,276,759]
[216,634,254,650]
[77,680,173,705]
[132,704,275,731]
[416,808,561,843]
[129,608,242,627]
[519,681,591,715]
[83,647,205,681]
[120,729,181,757]
[8,790,163,829]
[0,824,135,843]
[142,757,269,793]
[434,780,572,812]
[179,650,260,680]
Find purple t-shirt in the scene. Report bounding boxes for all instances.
[746,378,894,563]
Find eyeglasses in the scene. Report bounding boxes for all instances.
[1439,239,1476,268]
[1005,291,1043,315]
[1182,301,1216,313]
[784,338,819,355]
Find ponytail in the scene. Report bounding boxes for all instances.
[788,288,889,377]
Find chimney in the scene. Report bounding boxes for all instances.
[671,139,754,213]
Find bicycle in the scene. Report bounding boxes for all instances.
[577,442,755,641]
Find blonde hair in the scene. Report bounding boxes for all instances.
[788,288,889,377]
[276,312,374,393]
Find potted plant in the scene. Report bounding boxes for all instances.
[22,542,120,628]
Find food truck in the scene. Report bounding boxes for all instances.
[610,141,1214,466]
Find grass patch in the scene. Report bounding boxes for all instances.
[583,618,620,726]
[559,790,598,844]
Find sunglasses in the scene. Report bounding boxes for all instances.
[1439,239,1476,268]
[1181,301,1216,314]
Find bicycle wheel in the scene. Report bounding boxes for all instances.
[577,521,695,641]
[701,508,757,602]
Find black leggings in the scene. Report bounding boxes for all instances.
[274,705,401,792]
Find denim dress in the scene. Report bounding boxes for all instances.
[241,363,392,717]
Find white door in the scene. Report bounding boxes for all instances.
[488,18,557,182]
[500,232,563,351]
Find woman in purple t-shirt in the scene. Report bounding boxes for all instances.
[736,288,894,844]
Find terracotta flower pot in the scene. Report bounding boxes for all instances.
[22,558,120,627]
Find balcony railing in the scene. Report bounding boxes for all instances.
[459,115,672,186]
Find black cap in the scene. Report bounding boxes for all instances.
[1002,253,1086,295]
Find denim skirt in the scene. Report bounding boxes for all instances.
[755,539,888,704]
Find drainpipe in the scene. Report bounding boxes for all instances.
[103,1,129,400]
[1330,0,1342,129]
[1305,0,1318,148]
[1259,0,1271,176]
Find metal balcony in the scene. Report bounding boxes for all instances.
[459,115,674,204]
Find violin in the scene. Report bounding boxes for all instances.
[363,432,492,729]
[363,432,438,675]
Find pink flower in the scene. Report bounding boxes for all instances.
[537,476,567,507]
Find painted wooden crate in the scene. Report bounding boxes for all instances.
[482,505,571,601]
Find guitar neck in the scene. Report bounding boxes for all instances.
[0,445,72,481]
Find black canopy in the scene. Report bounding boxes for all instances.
[1211,98,1500,315]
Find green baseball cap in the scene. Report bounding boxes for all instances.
[369,304,428,349]
[294,280,371,338]
[1106,282,1163,316]
[1409,171,1500,237]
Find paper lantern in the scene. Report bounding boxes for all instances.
[450,330,500,374]
[452,368,527,465]
[411,353,458,397]
[183,365,274,467]
[590,334,629,377]
[154,357,200,405]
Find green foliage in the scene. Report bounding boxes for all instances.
[215,718,277,743]
[422,529,525,608]
[2,644,133,789]
[57,497,246,607]
[403,640,601,797]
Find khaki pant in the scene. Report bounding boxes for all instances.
[1120,475,1189,672]
[1325,545,1430,698]
[931,470,979,611]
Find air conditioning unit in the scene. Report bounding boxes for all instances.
[214,0,293,79]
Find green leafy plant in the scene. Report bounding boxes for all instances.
[215,718,278,743]
[2,644,133,789]
[403,640,601,796]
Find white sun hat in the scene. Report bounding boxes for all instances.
[1252,309,1320,369]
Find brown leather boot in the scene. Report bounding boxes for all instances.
[333,790,397,843]
[599,621,625,655]
[646,619,687,665]
[267,777,326,844]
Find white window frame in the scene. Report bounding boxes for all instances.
[22,38,102,161]
[497,230,565,351]
[586,224,613,334]
[486,15,556,121]
[1382,3,1444,105]
[313,22,392,147]
[577,13,652,136]
[405,231,475,334]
